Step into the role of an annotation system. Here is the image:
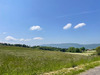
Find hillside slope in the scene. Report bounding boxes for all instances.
[41,43,100,49]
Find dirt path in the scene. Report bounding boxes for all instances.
[80,66,100,75]
[42,61,100,75]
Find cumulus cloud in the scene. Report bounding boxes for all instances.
[33,37,43,40]
[5,36,17,41]
[74,23,86,29]
[63,23,72,30]
[5,36,43,41]
[30,26,42,31]
[19,38,31,41]
[24,39,31,41]
[19,38,25,41]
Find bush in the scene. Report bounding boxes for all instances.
[96,46,100,55]
[75,48,82,53]
[80,47,85,52]
[68,47,75,53]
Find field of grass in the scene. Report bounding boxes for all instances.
[0,45,100,75]
[43,61,100,75]
[66,50,96,56]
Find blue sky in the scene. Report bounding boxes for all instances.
[0,0,100,45]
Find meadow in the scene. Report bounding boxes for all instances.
[0,45,100,75]
[66,50,96,56]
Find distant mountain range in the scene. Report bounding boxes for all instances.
[41,43,100,49]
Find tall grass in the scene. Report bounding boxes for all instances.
[0,45,100,75]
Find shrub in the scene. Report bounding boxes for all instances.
[68,47,75,53]
[75,48,82,53]
[96,46,100,55]
[80,47,85,52]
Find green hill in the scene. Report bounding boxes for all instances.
[0,45,100,75]
[41,43,100,49]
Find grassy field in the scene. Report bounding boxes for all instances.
[0,45,100,75]
[66,50,96,56]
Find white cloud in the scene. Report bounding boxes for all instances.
[74,23,86,29]
[5,36,43,42]
[24,39,31,41]
[19,38,31,41]
[33,37,43,40]
[5,36,17,41]
[0,32,7,35]
[30,26,42,31]
[3,32,7,34]
[19,38,25,41]
[63,23,72,30]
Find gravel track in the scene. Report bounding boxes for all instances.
[80,66,100,75]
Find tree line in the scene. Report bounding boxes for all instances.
[34,46,86,53]
[0,43,30,48]
[0,43,86,53]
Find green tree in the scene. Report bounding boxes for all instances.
[96,46,100,55]
[80,47,85,52]
[75,48,82,53]
[68,47,75,52]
